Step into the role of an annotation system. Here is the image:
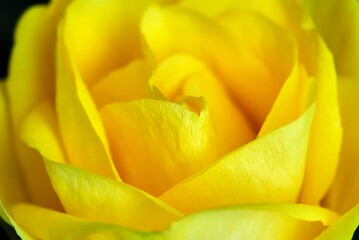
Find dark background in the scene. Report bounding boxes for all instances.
[0,0,359,239]
[0,0,49,79]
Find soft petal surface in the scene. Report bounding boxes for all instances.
[164,204,338,240]
[160,104,315,214]
[315,204,359,240]
[259,62,316,136]
[1,203,32,240]
[323,79,359,214]
[101,98,219,196]
[5,3,66,211]
[151,54,255,155]
[63,0,153,86]
[45,159,182,231]
[299,35,342,205]
[141,5,296,128]
[306,0,359,79]
[217,11,297,126]
[21,102,65,163]
[0,83,28,221]
[56,27,119,180]
[10,202,339,240]
[91,60,152,108]
[11,203,162,240]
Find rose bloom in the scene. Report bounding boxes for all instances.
[1,0,359,239]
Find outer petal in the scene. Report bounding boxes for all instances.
[9,202,338,240]
[0,83,28,222]
[63,0,153,86]
[160,104,315,214]
[10,203,163,240]
[323,79,359,214]
[299,34,342,205]
[163,204,338,240]
[315,204,359,240]
[44,159,182,232]
[21,102,66,164]
[100,99,219,196]
[306,0,359,79]
[56,24,120,180]
[5,3,66,211]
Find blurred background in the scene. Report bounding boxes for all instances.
[0,0,48,78]
[0,1,48,238]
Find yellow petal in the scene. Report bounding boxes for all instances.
[141,5,296,128]
[100,98,219,196]
[259,63,316,136]
[178,0,313,34]
[63,0,153,86]
[1,203,32,240]
[306,0,359,79]
[5,4,66,211]
[299,34,342,205]
[217,11,297,126]
[0,82,28,222]
[315,204,359,240]
[11,203,162,240]
[151,54,255,155]
[56,24,119,180]
[9,202,338,239]
[160,104,315,214]
[44,159,182,231]
[20,102,65,163]
[90,60,152,108]
[165,204,338,240]
[323,79,359,214]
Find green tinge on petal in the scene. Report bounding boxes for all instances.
[44,159,182,232]
[1,203,32,240]
[164,204,337,240]
[9,202,338,240]
[10,203,163,240]
[160,104,315,214]
[315,204,359,240]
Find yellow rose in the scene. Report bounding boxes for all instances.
[1,0,358,239]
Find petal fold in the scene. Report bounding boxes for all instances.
[315,204,359,240]
[44,159,182,232]
[63,0,153,86]
[306,0,359,79]
[101,99,219,196]
[164,204,338,240]
[160,104,315,214]
[323,79,359,214]
[56,24,119,180]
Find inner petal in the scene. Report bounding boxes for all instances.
[100,99,220,196]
